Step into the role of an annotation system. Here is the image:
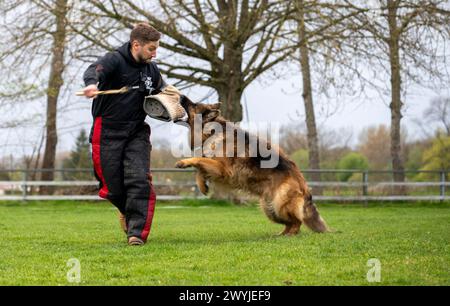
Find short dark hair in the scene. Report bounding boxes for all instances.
[130,23,161,44]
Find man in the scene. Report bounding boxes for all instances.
[81,23,167,246]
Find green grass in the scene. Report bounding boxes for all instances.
[0,200,449,286]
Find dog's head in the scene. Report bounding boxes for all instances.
[180,95,222,127]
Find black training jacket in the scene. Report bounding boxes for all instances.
[83,42,166,122]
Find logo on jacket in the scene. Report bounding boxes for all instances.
[143,76,153,91]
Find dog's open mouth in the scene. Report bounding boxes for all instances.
[175,112,188,123]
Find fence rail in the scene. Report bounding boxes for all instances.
[0,168,448,202]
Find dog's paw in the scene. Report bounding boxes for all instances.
[175,160,190,169]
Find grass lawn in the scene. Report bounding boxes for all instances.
[0,200,448,286]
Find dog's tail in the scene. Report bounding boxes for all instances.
[298,194,329,233]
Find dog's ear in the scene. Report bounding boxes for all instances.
[210,102,221,110]
[204,109,220,121]
[180,95,194,111]
[305,192,313,204]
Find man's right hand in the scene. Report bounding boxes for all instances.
[83,84,98,98]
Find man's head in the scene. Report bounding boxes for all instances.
[130,23,161,64]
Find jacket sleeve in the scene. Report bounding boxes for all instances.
[83,52,120,86]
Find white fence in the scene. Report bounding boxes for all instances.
[0,168,448,202]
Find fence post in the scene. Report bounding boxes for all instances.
[362,171,368,207]
[440,171,446,202]
[22,170,28,201]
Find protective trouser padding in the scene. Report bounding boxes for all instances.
[91,117,156,242]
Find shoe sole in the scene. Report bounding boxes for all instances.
[128,238,145,246]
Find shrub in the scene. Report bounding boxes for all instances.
[337,152,369,181]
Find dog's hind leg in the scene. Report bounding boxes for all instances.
[269,184,303,236]
[276,220,302,236]
[287,223,301,235]
[277,205,301,236]
[261,196,300,236]
[278,226,291,236]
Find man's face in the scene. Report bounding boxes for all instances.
[133,40,159,64]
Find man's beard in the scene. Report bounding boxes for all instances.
[137,53,151,64]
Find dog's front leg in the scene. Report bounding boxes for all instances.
[175,157,226,179]
[196,172,209,195]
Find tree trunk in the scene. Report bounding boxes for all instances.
[216,45,244,122]
[214,66,245,203]
[387,0,405,194]
[296,0,322,195]
[216,83,244,122]
[214,0,245,122]
[40,0,68,194]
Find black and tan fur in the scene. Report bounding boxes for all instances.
[175,97,328,235]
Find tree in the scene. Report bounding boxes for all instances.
[290,149,309,170]
[0,0,72,193]
[403,139,431,180]
[279,123,308,155]
[344,0,450,187]
[420,133,450,177]
[358,125,392,170]
[0,162,11,180]
[423,96,450,136]
[288,0,363,192]
[319,127,354,169]
[41,0,69,187]
[336,152,369,182]
[295,0,321,184]
[62,129,92,180]
[76,0,296,121]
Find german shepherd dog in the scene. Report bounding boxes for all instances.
[175,97,329,235]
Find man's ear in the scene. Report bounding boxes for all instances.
[131,40,140,50]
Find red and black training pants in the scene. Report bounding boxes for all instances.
[90,117,156,242]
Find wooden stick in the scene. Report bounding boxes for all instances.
[75,86,130,96]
